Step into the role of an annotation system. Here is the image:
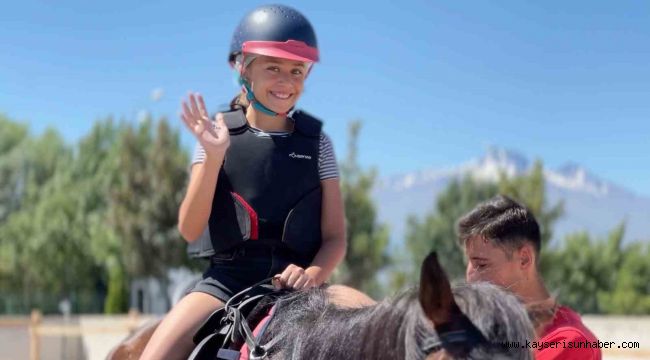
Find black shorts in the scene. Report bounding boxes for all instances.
[189,244,295,302]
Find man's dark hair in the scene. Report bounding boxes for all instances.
[457,195,541,255]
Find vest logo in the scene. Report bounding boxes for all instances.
[289,152,312,160]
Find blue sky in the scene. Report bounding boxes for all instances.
[2,0,649,196]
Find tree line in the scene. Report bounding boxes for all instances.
[1,114,648,314]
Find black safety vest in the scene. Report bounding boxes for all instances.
[187,109,323,266]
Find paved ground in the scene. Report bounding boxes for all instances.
[583,316,650,360]
[0,314,157,360]
[79,314,159,360]
[0,316,84,360]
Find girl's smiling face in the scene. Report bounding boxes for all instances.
[244,55,309,114]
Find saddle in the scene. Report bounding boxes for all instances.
[189,278,290,360]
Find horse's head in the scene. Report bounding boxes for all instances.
[418,252,535,359]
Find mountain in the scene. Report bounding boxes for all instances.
[373,147,650,246]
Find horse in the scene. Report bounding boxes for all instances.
[109,252,536,359]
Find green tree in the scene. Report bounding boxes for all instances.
[74,119,126,312]
[0,114,192,314]
[599,241,650,314]
[0,124,101,312]
[0,114,29,221]
[107,116,191,308]
[104,257,128,314]
[544,223,650,315]
[544,224,626,314]
[336,121,390,296]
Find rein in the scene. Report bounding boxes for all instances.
[221,277,283,359]
[188,278,280,360]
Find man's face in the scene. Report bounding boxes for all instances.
[464,235,524,292]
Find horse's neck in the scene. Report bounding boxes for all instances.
[267,290,428,360]
[336,297,425,359]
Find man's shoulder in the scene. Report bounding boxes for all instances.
[536,329,601,360]
[536,306,601,360]
[542,326,593,343]
[545,306,596,338]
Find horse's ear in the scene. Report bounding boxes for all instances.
[419,251,455,326]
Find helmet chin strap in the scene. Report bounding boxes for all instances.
[238,76,290,117]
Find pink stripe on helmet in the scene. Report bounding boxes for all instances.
[242,40,319,63]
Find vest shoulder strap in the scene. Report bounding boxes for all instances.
[220,109,322,137]
[292,109,322,138]
[221,109,248,133]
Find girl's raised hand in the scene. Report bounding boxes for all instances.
[181,92,230,159]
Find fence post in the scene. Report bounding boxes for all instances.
[30,309,41,360]
[127,308,140,333]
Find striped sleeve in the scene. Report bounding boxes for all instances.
[318,133,340,180]
[192,135,339,180]
[191,142,206,165]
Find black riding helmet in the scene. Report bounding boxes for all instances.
[228,4,319,66]
[229,5,319,116]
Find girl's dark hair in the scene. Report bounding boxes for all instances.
[230,93,249,112]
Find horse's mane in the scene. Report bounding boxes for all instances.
[261,283,534,360]
[261,286,429,360]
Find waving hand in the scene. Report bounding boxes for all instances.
[181,92,230,159]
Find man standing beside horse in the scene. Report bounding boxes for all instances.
[457,195,601,360]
